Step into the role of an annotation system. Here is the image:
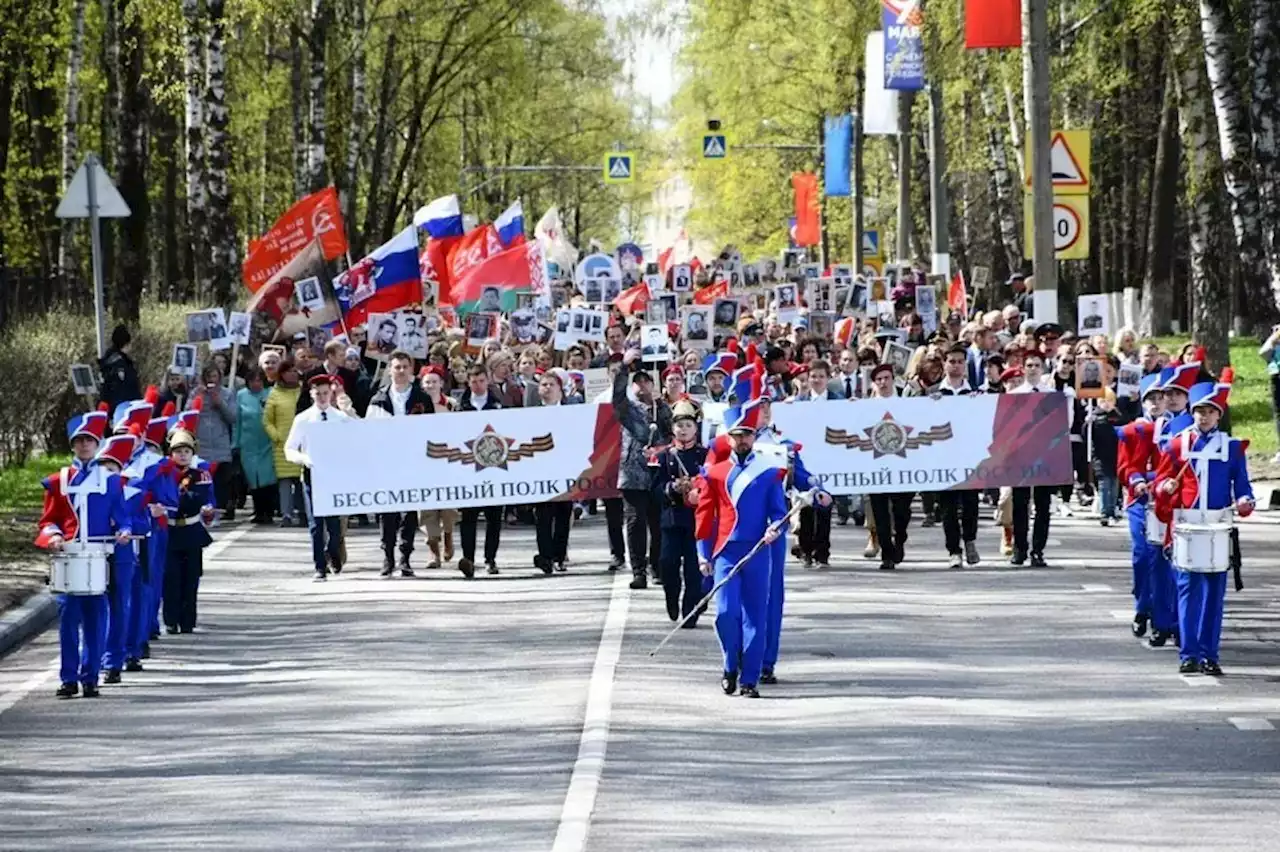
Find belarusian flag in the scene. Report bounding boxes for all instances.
[452,240,546,316]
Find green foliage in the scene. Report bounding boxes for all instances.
[0,303,190,468]
[0,453,70,511]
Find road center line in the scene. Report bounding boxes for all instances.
[551,570,630,852]
[0,527,251,720]
[1228,717,1276,731]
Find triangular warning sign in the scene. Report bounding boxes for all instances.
[1049,132,1088,188]
[703,136,726,158]
[609,157,631,179]
[56,156,131,219]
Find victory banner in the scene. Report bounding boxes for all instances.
[308,404,621,515]
[770,393,1073,495]
[883,0,925,91]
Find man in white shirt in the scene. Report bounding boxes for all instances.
[937,344,980,568]
[285,374,353,581]
[1007,353,1057,567]
[366,351,433,575]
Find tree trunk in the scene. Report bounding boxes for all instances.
[183,0,207,295]
[361,24,399,252]
[979,64,1023,273]
[290,21,308,199]
[160,99,182,302]
[307,0,329,192]
[58,0,87,279]
[114,0,147,323]
[1139,71,1178,337]
[1250,0,1280,291]
[341,0,366,253]
[204,0,236,306]
[1176,34,1229,370]
[1198,0,1278,331]
[99,0,119,297]
[1002,76,1025,185]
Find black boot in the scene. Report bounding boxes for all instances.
[1199,660,1223,677]
[380,553,395,578]
[458,557,475,579]
[534,555,553,576]
[608,556,624,572]
[1029,552,1047,568]
[103,669,122,684]
[56,682,78,699]
[399,553,414,578]
[1178,659,1199,674]
[81,683,100,698]
[629,566,648,590]
[125,659,143,673]
[1131,613,1149,638]
[739,684,761,698]
[760,668,778,685]
[1148,629,1171,648]
[721,671,738,695]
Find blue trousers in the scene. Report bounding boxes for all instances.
[713,540,770,686]
[764,535,787,670]
[303,479,342,572]
[1149,548,1178,633]
[147,529,168,637]
[1176,570,1228,664]
[57,594,107,686]
[125,541,148,660]
[102,552,135,671]
[1127,503,1151,616]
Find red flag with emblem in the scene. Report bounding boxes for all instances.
[614,282,650,317]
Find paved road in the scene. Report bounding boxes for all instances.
[1,506,1278,850]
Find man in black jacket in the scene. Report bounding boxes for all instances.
[366,350,434,576]
[457,364,505,577]
[652,399,707,624]
[297,340,360,415]
[99,325,142,418]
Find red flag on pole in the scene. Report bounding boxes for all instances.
[693,280,729,305]
[965,0,1022,49]
[948,270,968,315]
[614,282,650,317]
[792,172,821,247]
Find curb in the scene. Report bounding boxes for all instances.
[0,592,57,659]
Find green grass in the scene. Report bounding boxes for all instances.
[0,453,70,563]
[1152,336,1277,464]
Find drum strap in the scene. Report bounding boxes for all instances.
[1182,431,1229,513]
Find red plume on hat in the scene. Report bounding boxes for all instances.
[1219,365,1235,385]
[191,395,204,411]
[162,402,177,418]
[144,385,159,406]
[128,423,144,439]
[97,401,110,412]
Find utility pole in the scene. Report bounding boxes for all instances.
[895,91,914,263]
[1024,0,1057,319]
[854,69,866,274]
[926,11,950,278]
[817,115,829,269]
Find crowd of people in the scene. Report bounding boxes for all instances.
[50,266,1260,698]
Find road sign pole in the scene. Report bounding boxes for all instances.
[1024,0,1058,321]
[854,71,865,274]
[86,154,107,359]
[895,90,914,263]
[817,114,829,270]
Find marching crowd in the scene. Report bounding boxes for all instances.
[40,268,1258,698]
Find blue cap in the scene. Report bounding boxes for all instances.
[1139,373,1163,400]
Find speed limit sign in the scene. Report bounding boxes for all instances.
[1024,194,1089,260]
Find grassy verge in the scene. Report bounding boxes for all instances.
[0,454,69,611]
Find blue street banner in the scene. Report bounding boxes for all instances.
[824,115,852,197]
[882,0,925,91]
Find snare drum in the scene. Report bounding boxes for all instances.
[1144,506,1167,545]
[50,542,112,595]
[1171,509,1233,574]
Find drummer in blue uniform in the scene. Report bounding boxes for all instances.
[652,397,709,626]
[695,396,789,698]
[162,426,215,634]
[101,398,152,684]
[1115,372,1166,639]
[140,403,178,654]
[1154,381,1254,675]
[35,414,133,699]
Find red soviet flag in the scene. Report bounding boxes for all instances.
[965,0,1022,49]
[792,172,820,247]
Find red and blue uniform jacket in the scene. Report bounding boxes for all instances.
[35,462,133,549]
[695,451,789,562]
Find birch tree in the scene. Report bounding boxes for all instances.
[978,66,1022,273]
[115,0,148,322]
[1198,0,1278,329]
[58,0,87,279]
[183,0,207,292]
[204,0,236,305]
[341,0,367,249]
[1250,0,1280,289]
[306,0,329,193]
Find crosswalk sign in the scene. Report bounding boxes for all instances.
[604,153,634,184]
[861,229,881,260]
[702,134,728,159]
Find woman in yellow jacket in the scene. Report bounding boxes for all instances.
[262,359,304,526]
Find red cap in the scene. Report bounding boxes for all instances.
[661,365,685,381]
[419,364,445,379]
[1000,367,1025,383]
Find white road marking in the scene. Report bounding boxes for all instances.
[551,570,631,852]
[1110,610,1133,621]
[1081,584,1113,592]
[0,527,252,720]
[1180,675,1222,687]
[1228,717,1276,731]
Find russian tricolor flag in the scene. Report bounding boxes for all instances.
[495,200,526,248]
[338,225,423,328]
[413,195,465,239]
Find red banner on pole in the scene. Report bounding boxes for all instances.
[965,0,1022,49]
[792,172,821,247]
[242,187,348,292]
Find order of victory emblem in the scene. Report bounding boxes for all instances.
[825,412,953,459]
[427,425,555,472]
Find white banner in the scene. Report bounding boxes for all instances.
[769,393,1073,495]
[308,404,622,515]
